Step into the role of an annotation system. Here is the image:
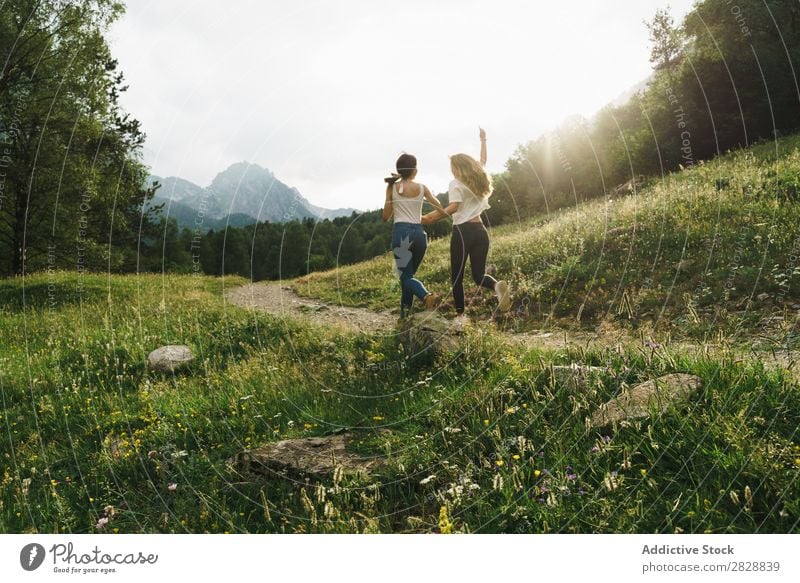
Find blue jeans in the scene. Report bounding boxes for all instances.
[392,222,429,317]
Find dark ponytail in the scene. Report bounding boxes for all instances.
[385,153,417,184]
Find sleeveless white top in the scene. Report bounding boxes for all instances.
[392,182,425,224]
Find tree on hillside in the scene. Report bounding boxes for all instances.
[0,0,157,277]
[645,7,684,71]
[495,0,800,221]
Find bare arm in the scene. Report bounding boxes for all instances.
[479,126,487,167]
[422,202,459,225]
[382,183,394,222]
[423,186,447,215]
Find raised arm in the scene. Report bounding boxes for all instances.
[479,127,487,167]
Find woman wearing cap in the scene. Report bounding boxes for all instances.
[422,128,511,319]
[383,153,448,318]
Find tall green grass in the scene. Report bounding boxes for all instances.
[1,272,798,533]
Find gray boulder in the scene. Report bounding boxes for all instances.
[398,313,464,359]
[147,345,194,373]
[230,433,385,479]
[590,373,703,428]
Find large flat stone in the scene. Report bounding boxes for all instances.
[590,373,703,428]
[229,433,385,479]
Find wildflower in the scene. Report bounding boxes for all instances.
[567,473,577,481]
[147,450,157,460]
[303,423,313,429]
[168,482,178,492]
[534,470,541,478]
[794,458,800,467]
[96,517,109,529]
[522,403,528,409]
[601,435,612,443]
[483,419,489,427]
[495,460,504,467]
[419,475,436,486]
[537,450,545,457]
[640,469,647,477]
[104,505,115,518]
[512,454,520,461]
[438,506,454,534]
[590,446,599,453]
[372,416,384,421]
[577,489,586,496]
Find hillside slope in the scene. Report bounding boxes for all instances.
[297,135,800,340]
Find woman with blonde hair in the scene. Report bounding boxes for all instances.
[422,128,511,318]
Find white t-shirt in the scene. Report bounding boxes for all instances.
[448,179,490,225]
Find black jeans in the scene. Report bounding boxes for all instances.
[450,222,498,313]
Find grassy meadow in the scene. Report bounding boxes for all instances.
[298,135,800,344]
[0,270,798,533]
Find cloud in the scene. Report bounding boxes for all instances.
[110,0,696,211]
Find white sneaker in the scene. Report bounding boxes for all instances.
[495,280,511,312]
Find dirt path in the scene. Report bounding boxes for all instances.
[225,282,800,377]
[225,282,398,334]
[225,281,625,348]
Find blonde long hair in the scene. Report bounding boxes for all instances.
[450,153,492,198]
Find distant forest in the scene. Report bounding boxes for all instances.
[1,0,799,279]
[151,207,451,280]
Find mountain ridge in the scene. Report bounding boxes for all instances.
[147,162,357,229]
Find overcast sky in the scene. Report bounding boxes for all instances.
[109,0,696,211]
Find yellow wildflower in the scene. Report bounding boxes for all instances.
[438,506,454,534]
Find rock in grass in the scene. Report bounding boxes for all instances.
[230,433,385,479]
[590,373,703,429]
[147,345,194,373]
[398,313,463,359]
